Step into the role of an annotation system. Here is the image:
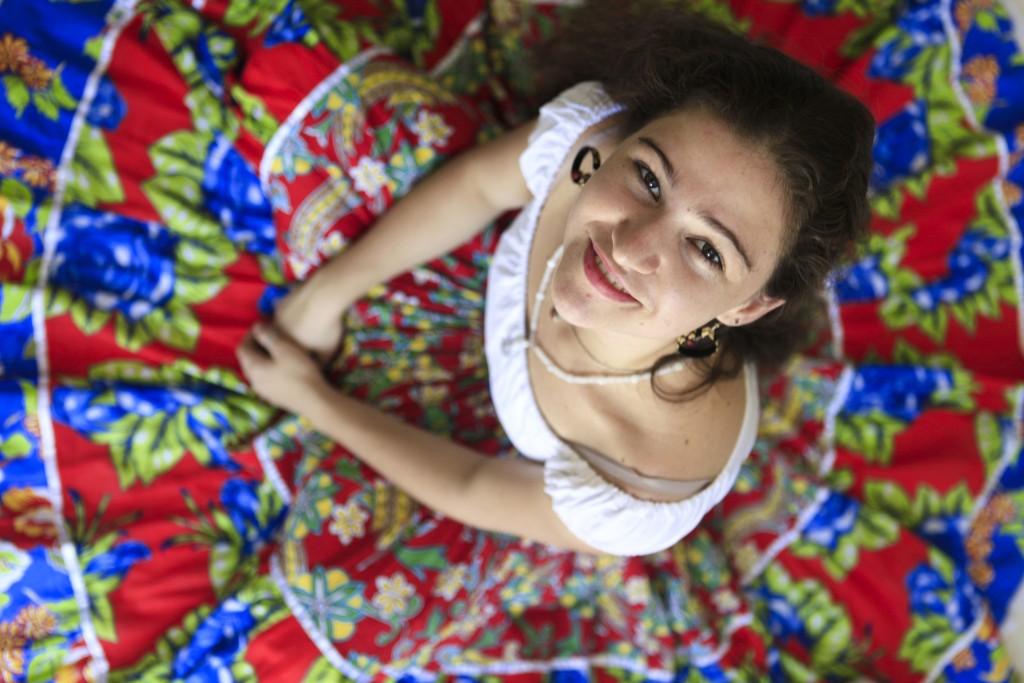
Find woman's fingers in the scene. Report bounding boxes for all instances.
[251,322,280,356]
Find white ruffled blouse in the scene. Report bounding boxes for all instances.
[484,82,760,556]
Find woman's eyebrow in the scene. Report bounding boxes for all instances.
[638,136,677,185]
[701,213,752,272]
[639,136,753,272]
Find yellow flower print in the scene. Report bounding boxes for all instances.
[711,588,741,613]
[635,625,662,655]
[955,0,994,34]
[434,563,470,600]
[491,0,519,26]
[14,605,56,640]
[962,55,999,107]
[0,142,18,175]
[329,500,369,545]
[292,568,366,643]
[3,488,56,539]
[624,576,650,605]
[372,573,415,618]
[18,157,54,190]
[1004,180,1023,207]
[19,57,52,91]
[0,34,28,74]
[951,646,976,671]
[0,623,26,683]
[411,111,452,148]
[412,146,435,166]
[350,157,390,196]
[288,474,336,540]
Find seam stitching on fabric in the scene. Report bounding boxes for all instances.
[269,552,372,682]
[33,2,142,680]
[259,46,390,191]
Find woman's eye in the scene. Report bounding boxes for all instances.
[635,163,660,200]
[694,239,724,270]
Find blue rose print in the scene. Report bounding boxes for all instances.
[265,0,311,47]
[220,478,286,555]
[906,563,977,632]
[51,381,241,472]
[0,316,36,378]
[86,76,127,131]
[802,0,839,17]
[833,254,888,304]
[84,540,151,579]
[909,229,1008,311]
[843,366,953,422]
[49,204,178,321]
[872,101,930,192]
[202,136,276,255]
[869,0,946,81]
[803,492,859,551]
[172,597,257,681]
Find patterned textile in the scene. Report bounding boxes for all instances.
[0,0,1022,681]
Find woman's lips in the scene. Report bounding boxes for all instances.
[583,241,637,302]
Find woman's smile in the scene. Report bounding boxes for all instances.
[584,240,637,302]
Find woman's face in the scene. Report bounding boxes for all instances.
[551,105,789,342]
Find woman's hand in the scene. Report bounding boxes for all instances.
[236,322,331,415]
[273,276,350,365]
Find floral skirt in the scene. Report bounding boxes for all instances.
[0,0,1022,681]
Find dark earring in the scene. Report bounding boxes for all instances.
[571,146,601,186]
[677,321,721,359]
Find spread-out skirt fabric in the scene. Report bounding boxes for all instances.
[0,0,1022,681]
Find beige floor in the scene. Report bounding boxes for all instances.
[1007,589,1024,679]
[1005,584,1024,675]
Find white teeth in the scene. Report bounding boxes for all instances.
[594,252,628,294]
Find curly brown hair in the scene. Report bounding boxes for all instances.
[531,0,875,399]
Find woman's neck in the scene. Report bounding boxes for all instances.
[564,321,676,375]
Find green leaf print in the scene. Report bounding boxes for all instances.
[26,644,67,683]
[1,179,33,218]
[976,411,1013,477]
[224,0,292,34]
[65,123,125,207]
[108,577,288,682]
[147,130,209,187]
[3,75,29,116]
[760,564,865,676]
[68,300,112,336]
[0,284,32,323]
[301,656,349,683]
[71,360,275,488]
[865,480,974,530]
[835,410,906,465]
[900,613,956,673]
[232,84,281,146]
[792,504,900,581]
[0,433,32,458]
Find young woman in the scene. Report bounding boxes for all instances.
[236,4,874,557]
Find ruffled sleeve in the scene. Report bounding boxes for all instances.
[543,363,761,556]
[519,82,625,198]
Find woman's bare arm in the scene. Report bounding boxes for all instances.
[236,323,597,554]
[275,122,535,357]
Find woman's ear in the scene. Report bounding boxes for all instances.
[719,293,785,327]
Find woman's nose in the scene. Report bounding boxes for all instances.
[611,220,663,274]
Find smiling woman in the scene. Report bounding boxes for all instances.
[4,0,1023,678]
[248,4,874,556]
